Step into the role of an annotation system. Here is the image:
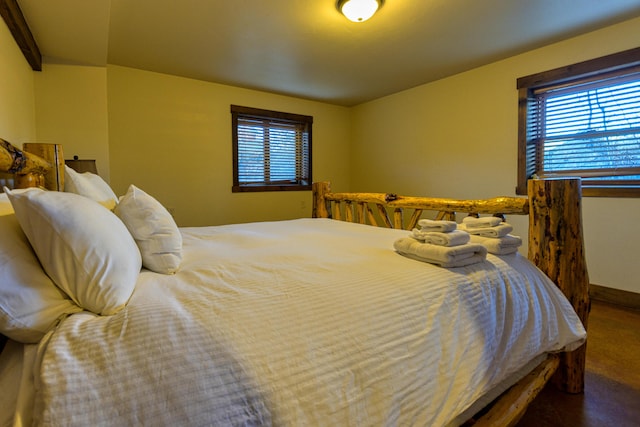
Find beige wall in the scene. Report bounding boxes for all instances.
[106,65,351,226]
[33,64,111,182]
[0,19,36,144]
[351,16,640,294]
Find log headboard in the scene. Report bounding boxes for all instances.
[312,178,589,395]
[0,139,64,190]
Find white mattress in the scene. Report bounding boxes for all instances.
[15,218,585,426]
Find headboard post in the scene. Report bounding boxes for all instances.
[22,143,65,191]
[312,181,331,219]
[527,178,589,393]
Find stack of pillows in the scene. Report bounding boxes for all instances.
[0,165,182,344]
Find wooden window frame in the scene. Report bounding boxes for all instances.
[516,47,640,197]
[231,105,312,193]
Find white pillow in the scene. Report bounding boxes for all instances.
[5,187,142,316]
[0,191,82,342]
[64,165,118,210]
[114,185,183,274]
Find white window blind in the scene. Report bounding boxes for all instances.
[231,105,312,192]
[531,71,640,185]
[517,47,640,197]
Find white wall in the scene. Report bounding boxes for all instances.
[106,65,352,227]
[0,19,36,144]
[33,64,111,182]
[350,17,640,294]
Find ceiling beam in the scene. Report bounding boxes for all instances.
[0,0,41,71]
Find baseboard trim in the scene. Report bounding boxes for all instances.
[590,284,640,310]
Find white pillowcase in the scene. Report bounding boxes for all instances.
[5,187,142,316]
[0,191,82,342]
[114,185,183,274]
[64,165,118,210]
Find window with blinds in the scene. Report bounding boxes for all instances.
[517,47,640,197]
[231,105,312,192]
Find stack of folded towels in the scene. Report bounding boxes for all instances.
[393,219,487,268]
[458,216,522,255]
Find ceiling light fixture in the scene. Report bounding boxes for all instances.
[337,0,384,23]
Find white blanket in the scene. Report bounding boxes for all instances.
[29,219,586,427]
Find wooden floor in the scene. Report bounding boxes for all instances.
[517,300,640,427]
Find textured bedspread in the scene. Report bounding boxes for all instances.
[32,219,585,426]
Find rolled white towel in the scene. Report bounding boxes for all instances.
[459,222,513,238]
[469,234,522,255]
[393,237,487,268]
[411,229,470,247]
[462,216,503,229]
[417,219,457,232]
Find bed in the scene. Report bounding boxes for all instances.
[0,140,589,426]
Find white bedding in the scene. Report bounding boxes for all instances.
[21,218,584,426]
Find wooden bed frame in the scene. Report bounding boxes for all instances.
[2,139,589,426]
[311,180,589,425]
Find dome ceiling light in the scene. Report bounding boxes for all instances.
[336,0,384,23]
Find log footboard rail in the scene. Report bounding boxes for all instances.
[312,181,530,230]
[312,179,589,424]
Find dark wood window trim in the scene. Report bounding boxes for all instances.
[516,47,640,197]
[231,105,312,193]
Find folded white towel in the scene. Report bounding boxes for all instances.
[393,237,487,268]
[411,229,470,247]
[417,219,457,233]
[469,234,522,255]
[459,222,513,238]
[462,216,503,229]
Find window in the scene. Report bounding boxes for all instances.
[231,105,312,192]
[517,47,640,197]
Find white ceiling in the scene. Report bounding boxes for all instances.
[16,0,640,106]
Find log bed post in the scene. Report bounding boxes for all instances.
[527,178,589,393]
[22,143,65,191]
[312,181,330,219]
